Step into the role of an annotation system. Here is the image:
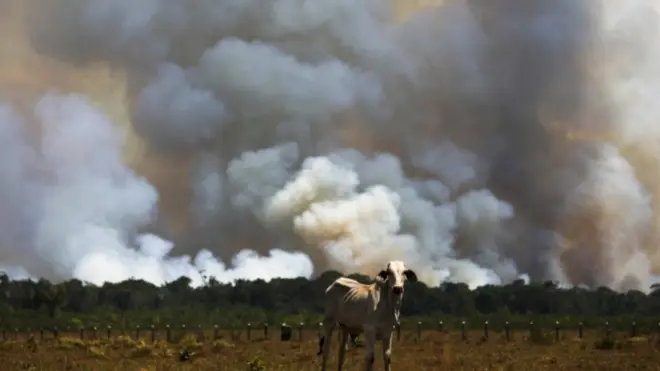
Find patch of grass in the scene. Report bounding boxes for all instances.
[0,330,657,370]
[56,337,86,349]
[211,339,235,351]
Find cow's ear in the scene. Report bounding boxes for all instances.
[403,269,418,283]
[377,270,388,280]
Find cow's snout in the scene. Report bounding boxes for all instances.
[392,286,403,295]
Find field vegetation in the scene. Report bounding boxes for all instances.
[1,328,659,371]
[2,272,660,369]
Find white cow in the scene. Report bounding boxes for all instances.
[318,260,418,371]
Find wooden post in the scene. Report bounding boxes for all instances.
[135,325,140,340]
[53,327,59,339]
[40,328,44,341]
[264,323,269,339]
[298,322,304,341]
[165,325,171,343]
[529,321,534,338]
[578,322,583,339]
[79,327,84,340]
[461,321,466,341]
[150,325,156,343]
[483,321,489,340]
[247,323,252,341]
[417,321,422,340]
[605,321,611,339]
[107,326,112,339]
[213,325,219,340]
[555,321,560,342]
[505,321,510,341]
[437,320,444,332]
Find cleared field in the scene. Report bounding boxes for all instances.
[1,329,659,371]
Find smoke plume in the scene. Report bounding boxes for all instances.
[0,0,659,291]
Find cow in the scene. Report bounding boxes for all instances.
[318,260,418,371]
[317,325,359,355]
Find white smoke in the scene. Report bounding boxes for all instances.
[0,93,313,286]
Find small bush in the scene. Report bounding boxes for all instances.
[247,356,265,371]
[179,334,202,352]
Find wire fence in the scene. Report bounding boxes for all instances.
[2,319,658,343]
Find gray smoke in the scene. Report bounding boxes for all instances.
[0,0,658,290]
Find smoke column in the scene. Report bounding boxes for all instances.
[0,0,659,291]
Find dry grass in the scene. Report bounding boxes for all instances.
[1,329,659,370]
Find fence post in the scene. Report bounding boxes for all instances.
[165,325,171,343]
[461,321,466,341]
[107,325,112,339]
[483,321,489,340]
[555,321,560,342]
[604,321,611,339]
[53,327,58,339]
[299,322,304,341]
[40,328,44,341]
[150,325,156,343]
[213,325,219,340]
[79,327,84,340]
[529,321,534,338]
[14,328,18,340]
[417,321,422,340]
[135,325,140,340]
[505,321,510,341]
[578,322,583,338]
[395,323,401,341]
[247,323,252,341]
[438,320,444,332]
[280,322,293,341]
[181,324,187,339]
[264,323,269,339]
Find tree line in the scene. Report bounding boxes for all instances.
[1,271,660,330]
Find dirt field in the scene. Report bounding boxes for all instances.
[1,329,659,371]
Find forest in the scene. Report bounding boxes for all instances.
[1,271,660,331]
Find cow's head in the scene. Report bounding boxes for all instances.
[377,260,418,296]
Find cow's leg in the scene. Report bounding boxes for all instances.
[381,331,393,371]
[317,334,325,356]
[337,327,349,371]
[321,319,335,371]
[363,327,376,371]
